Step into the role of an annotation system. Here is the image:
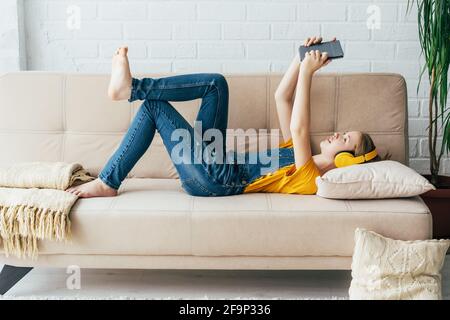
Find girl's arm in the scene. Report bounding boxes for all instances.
[274,53,300,142]
[274,37,323,142]
[290,50,330,169]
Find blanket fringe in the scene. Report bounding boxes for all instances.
[0,205,71,259]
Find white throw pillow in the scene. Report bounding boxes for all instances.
[315,160,435,199]
[349,228,450,300]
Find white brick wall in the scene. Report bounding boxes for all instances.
[0,0,25,72]
[8,0,450,174]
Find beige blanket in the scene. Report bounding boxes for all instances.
[0,162,94,259]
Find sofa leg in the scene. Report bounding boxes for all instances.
[0,265,33,295]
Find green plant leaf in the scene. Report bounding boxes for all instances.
[408,0,450,179]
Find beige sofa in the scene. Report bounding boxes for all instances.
[0,72,432,292]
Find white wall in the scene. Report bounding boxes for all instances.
[0,0,25,72]
[9,0,450,174]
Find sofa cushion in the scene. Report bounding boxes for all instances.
[0,178,430,257]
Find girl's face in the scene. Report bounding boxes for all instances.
[319,131,362,159]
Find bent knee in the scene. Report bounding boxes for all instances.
[210,73,228,90]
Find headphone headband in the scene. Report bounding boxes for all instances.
[363,148,378,161]
[334,148,378,168]
[352,149,378,163]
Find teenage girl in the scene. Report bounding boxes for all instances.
[66,36,381,198]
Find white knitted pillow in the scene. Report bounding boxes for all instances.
[316,160,435,199]
[349,228,450,300]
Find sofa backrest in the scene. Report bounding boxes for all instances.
[0,72,408,179]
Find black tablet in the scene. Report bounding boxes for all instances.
[299,40,344,61]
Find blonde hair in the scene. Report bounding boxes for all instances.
[354,132,391,162]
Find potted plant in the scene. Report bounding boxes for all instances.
[407,0,450,238]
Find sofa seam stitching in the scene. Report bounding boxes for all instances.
[6,253,355,258]
[344,200,351,212]
[266,193,272,211]
[73,208,430,215]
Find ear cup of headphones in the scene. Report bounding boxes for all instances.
[334,152,360,168]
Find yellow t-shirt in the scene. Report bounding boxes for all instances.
[243,138,320,195]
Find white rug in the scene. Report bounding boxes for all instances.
[1,255,448,300]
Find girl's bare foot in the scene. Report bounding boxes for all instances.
[108,46,132,101]
[66,178,118,198]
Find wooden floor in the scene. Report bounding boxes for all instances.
[1,255,449,300]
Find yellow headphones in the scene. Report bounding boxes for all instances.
[334,149,378,168]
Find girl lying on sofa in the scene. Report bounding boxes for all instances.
[66,36,382,198]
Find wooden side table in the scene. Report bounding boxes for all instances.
[420,175,450,239]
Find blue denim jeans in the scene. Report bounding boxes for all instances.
[98,73,295,196]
